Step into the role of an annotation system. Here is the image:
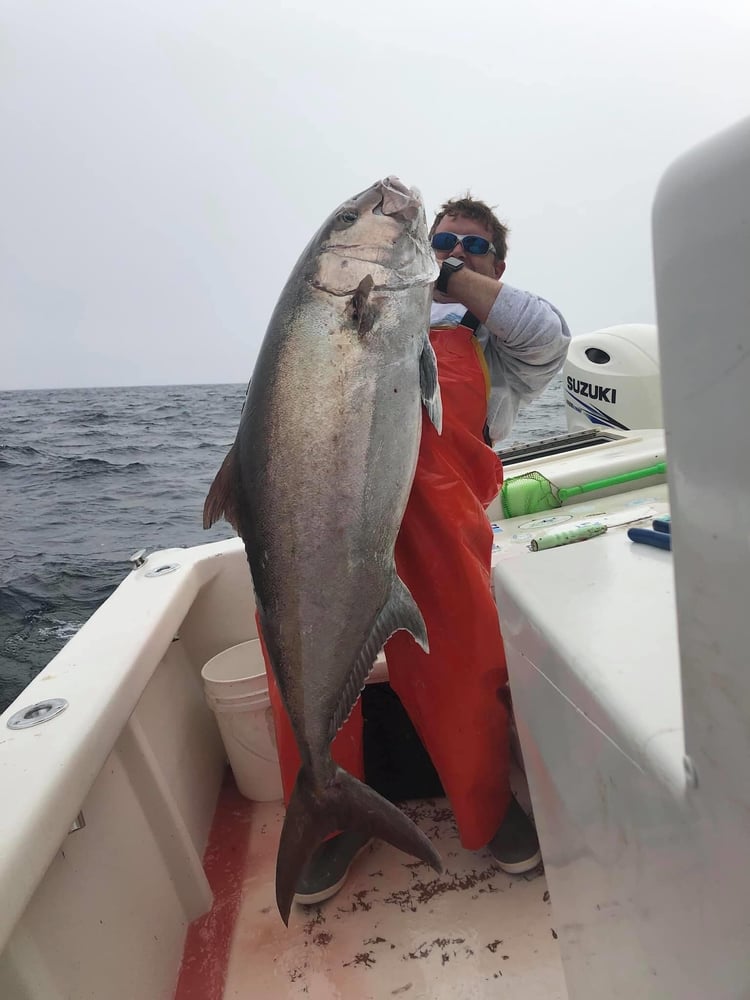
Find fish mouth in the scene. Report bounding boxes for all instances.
[330,176,423,229]
[375,176,421,223]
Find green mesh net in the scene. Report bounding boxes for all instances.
[501,472,563,518]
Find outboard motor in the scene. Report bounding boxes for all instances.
[564,324,663,432]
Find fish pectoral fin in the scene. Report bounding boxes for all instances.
[348,274,378,335]
[420,336,443,434]
[203,442,240,530]
[329,574,428,740]
[276,763,442,925]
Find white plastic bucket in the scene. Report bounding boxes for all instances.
[201,638,283,802]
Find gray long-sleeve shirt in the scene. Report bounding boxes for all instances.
[430,283,571,444]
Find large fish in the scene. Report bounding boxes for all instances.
[204,176,443,924]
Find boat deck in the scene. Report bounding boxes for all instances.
[176,773,567,1000]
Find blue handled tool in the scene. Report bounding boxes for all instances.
[627,519,672,551]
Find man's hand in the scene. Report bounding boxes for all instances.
[433,261,504,325]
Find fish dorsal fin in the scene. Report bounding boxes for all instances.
[203,442,240,530]
[420,335,443,433]
[328,574,428,742]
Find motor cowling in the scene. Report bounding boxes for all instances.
[564,324,663,432]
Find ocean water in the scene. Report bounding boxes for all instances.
[0,378,567,713]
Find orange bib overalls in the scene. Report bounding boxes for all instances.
[264,318,511,850]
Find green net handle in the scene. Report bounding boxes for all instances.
[558,462,667,501]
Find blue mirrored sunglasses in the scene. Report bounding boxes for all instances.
[431,232,496,256]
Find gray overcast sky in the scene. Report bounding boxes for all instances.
[3,0,750,390]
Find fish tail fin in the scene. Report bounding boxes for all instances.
[203,443,239,529]
[276,763,442,925]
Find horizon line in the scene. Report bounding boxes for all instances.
[0,380,249,394]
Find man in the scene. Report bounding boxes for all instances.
[429,195,570,445]
[270,195,570,906]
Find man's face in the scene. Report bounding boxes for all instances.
[432,213,506,280]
